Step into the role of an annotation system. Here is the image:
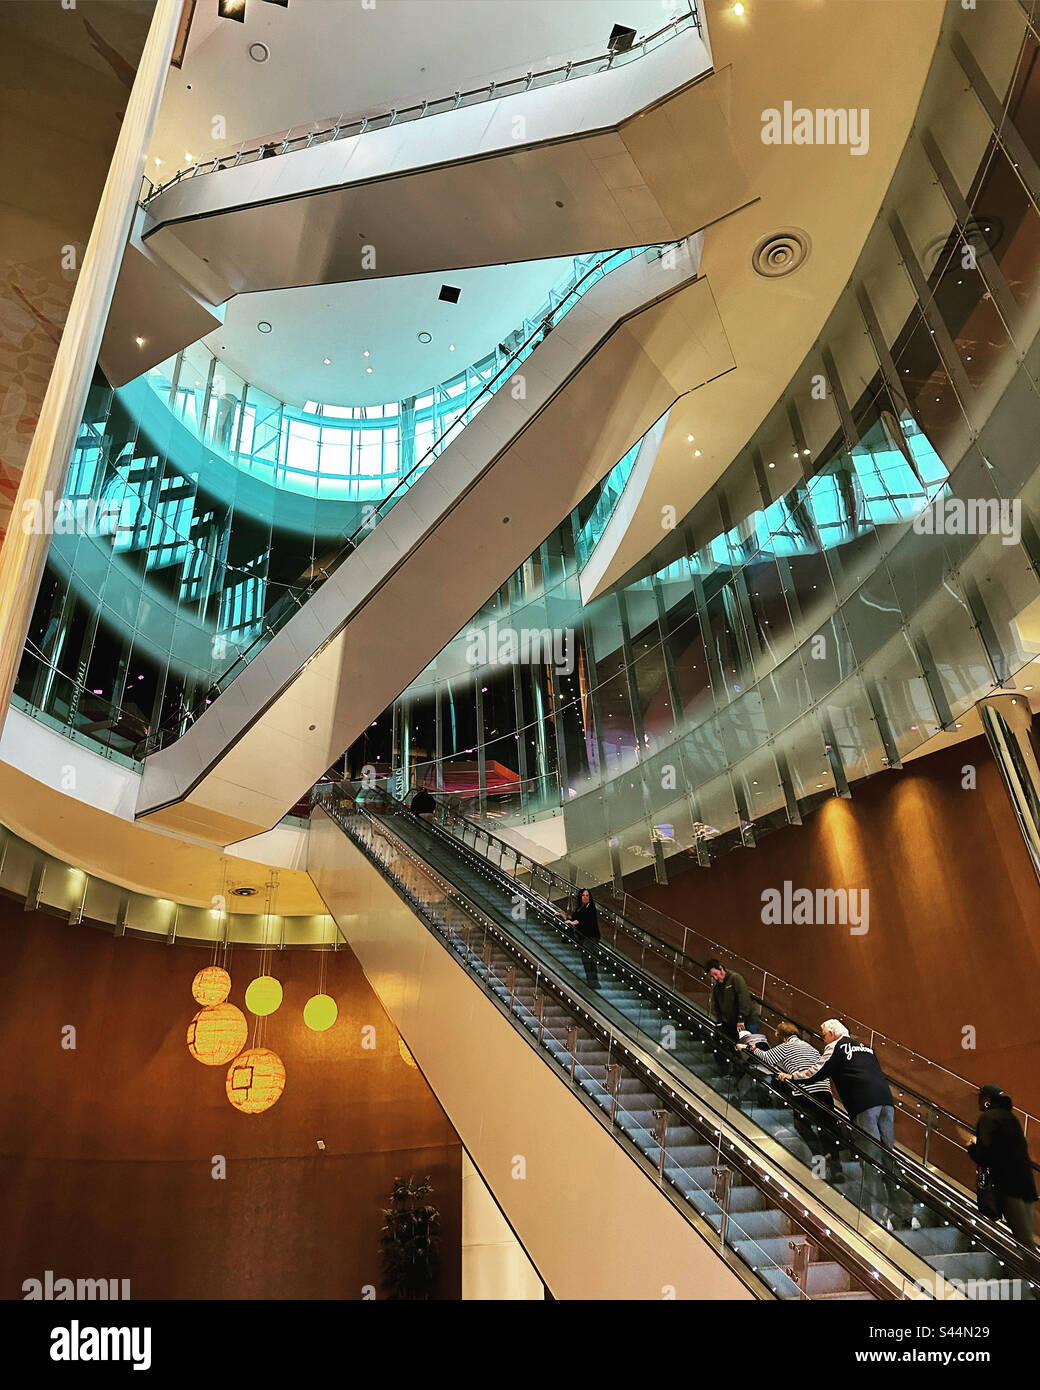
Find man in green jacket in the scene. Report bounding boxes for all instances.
[706,958,761,1043]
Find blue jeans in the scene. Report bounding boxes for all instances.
[855,1104,910,1224]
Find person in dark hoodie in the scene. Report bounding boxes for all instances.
[968,1084,1037,1250]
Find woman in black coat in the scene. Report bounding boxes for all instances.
[967,1084,1037,1250]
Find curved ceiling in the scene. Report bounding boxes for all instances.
[205,257,576,407]
[149,0,688,176]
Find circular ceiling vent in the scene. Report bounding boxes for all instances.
[751,228,811,278]
[257,320,272,333]
[249,42,270,63]
[231,885,259,897]
[417,331,432,344]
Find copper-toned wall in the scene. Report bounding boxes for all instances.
[0,908,462,1299]
[633,737,1040,1116]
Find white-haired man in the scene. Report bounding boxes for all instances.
[778,1020,916,1230]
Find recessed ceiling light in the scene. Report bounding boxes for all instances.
[362,349,370,357]
[185,152,193,162]
[1025,685,1034,691]
[257,321,272,333]
[417,331,432,344]
[323,357,331,365]
[154,157,162,166]
[687,434,694,442]
[802,448,810,455]
[768,461,775,468]
[249,41,270,62]
[449,344,456,351]
[694,449,702,457]
[733,2,745,14]
[366,366,373,373]
[135,336,145,346]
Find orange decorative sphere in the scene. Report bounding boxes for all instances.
[192,965,231,1006]
[398,1038,418,1069]
[186,1003,248,1066]
[226,1048,286,1115]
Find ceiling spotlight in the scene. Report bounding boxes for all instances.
[362,349,370,357]
[323,357,331,365]
[687,434,695,442]
[257,321,272,333]
[185,152,194,162]
[154,157,162,166]
[135,336,145,346]
[449,344,456,352]
[802,448,810,455]
[694,449,702,457]
[217,0,246,21]
[417,331,432,344]
[768,461,775,468]
[249,41,270,62]
[733,2,745,14]
[366,366,373,373]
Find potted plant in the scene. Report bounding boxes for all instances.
[379,1175,442,1299]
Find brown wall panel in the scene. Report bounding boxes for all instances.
[0,907,462,1300]
[633,737,1040,1117]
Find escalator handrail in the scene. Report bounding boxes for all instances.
[142,240,678,756]
[334,791,1040,1289]
[380,780,1040,1181]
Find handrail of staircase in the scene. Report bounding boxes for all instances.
[143,5,702,202]
[345,777,1040,1174]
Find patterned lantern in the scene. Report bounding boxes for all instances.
[244,975,283,1016]
[192,966,231,1006]
[303,993,337,1032]
[186,1003,248,1066]
[398,1038,418,1069]
[226,1048,286,1114]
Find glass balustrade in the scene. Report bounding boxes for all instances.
[143,5,703,202]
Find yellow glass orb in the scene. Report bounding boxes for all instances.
[186,1003,247,1067]
[192,965,231,1006]
[399,1038,418,1069]
[303,993,338,1032]
[244,975,283,1016]
[226,1048,286,1114]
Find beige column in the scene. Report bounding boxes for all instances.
[462,1151,544,1300]
[0,0,182,728]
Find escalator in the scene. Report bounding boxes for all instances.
[135,239,732,845]
[319,783,1040,1301]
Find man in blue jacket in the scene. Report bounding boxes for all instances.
[779,1019,917,1230]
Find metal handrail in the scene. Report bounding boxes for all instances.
[379,779,1040,1170]
[143,6,701,204]
[140,242,671,756]
[327,789,1040,1290]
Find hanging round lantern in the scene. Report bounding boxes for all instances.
[191,965,231,1006]
[244,975,283,1016]
[303,993,337,1032]
[226,1048,286,1114]
[398,1038,418,1069]
[186,1003,248,1066]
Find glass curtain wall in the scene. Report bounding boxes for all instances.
[368,5,1040,889]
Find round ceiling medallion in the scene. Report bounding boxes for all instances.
[248,42,270,63]
[751,228,812,278]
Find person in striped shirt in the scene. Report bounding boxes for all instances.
[739,1021,846,1184]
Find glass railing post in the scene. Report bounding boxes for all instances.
[606,1062,621,1124]
[566,1025,579,1080]
[653,1108,669,1181]
[711,1164,732,1250]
